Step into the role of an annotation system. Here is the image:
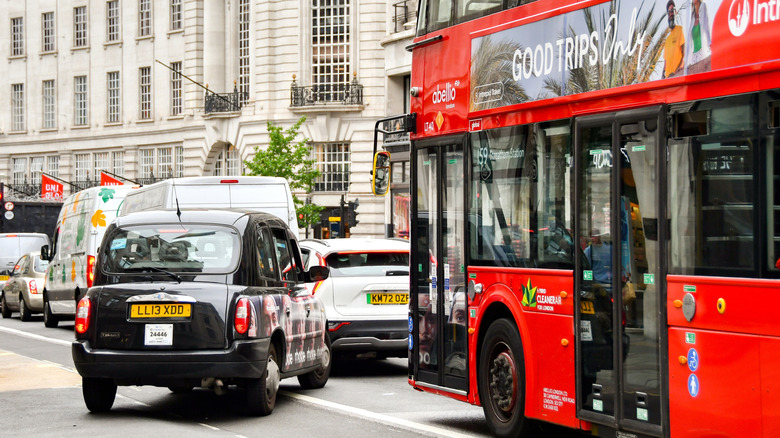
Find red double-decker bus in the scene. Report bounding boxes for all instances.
[373,0,780,436]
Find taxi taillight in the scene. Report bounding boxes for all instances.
[75,297,91,334]
[234,297,250,334]
[28,280,38,294]
[86,255,95,288]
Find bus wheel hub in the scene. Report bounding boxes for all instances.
[489,349,517,414]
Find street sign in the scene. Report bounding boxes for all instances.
[4,201,14,211]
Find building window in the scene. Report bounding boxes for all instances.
[139,0,152,37]
[312,0,351,101]
[157,147,173,178]
[13,158,27,186]
[31,157,45,186]
[140,147,183,180]
[112,151,125,176]
[11,17,24,56]
[74,153,89,182]
[42,12,55,52]
[74,75,88,126]
[313,142,350,192]
[175,146,184,177]
[107,0,120,42]
[12,83,25,132]
[94,152,110,180]
[107,71,121,123]
[170,0,182,31]
[214,146,240,176]
[170,61,182,115]
[139,149,154,179]
[139,66,152,119]
[238,0,250,105]
[47,156,60,178]
[42,79,56,129]
[74,6,88,47]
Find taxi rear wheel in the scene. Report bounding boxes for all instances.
[246,343,279,416]
[82,377,117,413]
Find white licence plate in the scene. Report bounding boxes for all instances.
[145,323,173,346]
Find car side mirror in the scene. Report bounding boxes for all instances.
[41,245,51,261]
[306,265,329,282]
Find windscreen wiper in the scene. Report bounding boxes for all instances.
[125,266,182,283]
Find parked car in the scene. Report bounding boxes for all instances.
[0,252,49,321]
[299,238,410,359]
[72,209,331,416]
[41,185,138,328]
[0,233,50,289]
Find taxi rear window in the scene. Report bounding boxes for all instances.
[104,224,240,274]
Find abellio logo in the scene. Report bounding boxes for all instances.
[728,0,750,36]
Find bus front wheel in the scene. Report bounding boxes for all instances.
[478,318,530,437]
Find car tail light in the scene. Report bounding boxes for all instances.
[220,179,239,184]
[75,297,91,334]
[28,280,38,294]
[234,297,250,334]
[86,255,95,288]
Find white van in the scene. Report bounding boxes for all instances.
[119,176,299,236]
[41,185,138,327]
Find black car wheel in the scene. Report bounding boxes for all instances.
[43,298,58,328]
[19,295,31,322]
[82,377,117,413]
[0,294,11,319]
[297,334,332,389]
[246,343,279,416]
[478,318,531,438]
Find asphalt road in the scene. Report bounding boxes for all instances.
[0,313,589,437]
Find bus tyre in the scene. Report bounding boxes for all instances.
[478,318,530,438]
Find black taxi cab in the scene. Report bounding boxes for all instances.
[72,209,331,416]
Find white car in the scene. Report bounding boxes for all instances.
[299,238,410,359]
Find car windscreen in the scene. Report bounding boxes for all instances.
[324,251,409,277]
[104,224,240,274]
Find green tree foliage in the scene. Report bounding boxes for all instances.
[244,116,324,228]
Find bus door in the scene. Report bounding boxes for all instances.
[412,138,468,393]
[575,108,665,436]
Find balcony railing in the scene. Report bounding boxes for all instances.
[393,0,417,33]
[204,87,248,113]
[290,75,364,107]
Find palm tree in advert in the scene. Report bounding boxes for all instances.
[544,1,666,98]
[470,35,530,112]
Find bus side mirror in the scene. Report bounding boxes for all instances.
[372,151,391,196]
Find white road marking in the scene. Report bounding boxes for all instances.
[281,390,476,438]
[0,325,72,347]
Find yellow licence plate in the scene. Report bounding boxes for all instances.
[0,275,8,282]
[130,303,191,318]
[367,293,409,305]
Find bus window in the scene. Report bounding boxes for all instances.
[468,121,572,268]
[771,105,780,273]
[668,97,757,276]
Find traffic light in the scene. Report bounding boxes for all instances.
[347,199,359,228]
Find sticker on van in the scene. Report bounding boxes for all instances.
[111,238,128,250]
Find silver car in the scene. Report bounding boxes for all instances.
[1,252,48,321]
[299,238,410,359]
